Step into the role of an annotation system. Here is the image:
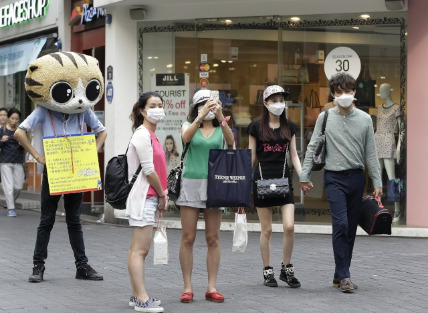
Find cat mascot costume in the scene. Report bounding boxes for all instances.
[15,52,107,283]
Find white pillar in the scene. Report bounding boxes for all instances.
[103,6,138,222]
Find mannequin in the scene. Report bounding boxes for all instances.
[375,83,403,223]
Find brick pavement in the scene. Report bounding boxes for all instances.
[1,209,428,313]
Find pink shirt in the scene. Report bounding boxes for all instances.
[146,129,167,198]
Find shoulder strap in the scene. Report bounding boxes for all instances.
[321,110,329,134]
[179,143,190,169]
[125,130,143,185]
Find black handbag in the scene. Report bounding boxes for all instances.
[359,196,392,235]
[256,147,289,199]
[167,144,189,201]
[312,110,329,171]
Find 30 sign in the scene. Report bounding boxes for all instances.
[324,47,361,80]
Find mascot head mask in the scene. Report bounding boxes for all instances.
[25,52,104,114]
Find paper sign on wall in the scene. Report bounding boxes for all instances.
[43,133,102,195]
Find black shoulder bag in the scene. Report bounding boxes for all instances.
[167,143,189,201]
[312,110,329,171]
[256,146,290,199]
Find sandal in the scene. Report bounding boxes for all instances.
[205,291,224,303]
[180,292,194,303]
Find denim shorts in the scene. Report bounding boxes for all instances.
[128,196,159,227]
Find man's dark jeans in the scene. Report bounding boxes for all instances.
[33,170,88,267]
[324,169,365,280]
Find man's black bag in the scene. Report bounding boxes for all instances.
[359,196,392,235]
[105,152,142,210]
[312,110,328,171]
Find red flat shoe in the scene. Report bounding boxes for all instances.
[205,291,224,303]
[180,292,194,303]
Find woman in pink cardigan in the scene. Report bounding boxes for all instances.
[126,92,168,313]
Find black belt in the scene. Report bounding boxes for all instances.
[325,168,363,175]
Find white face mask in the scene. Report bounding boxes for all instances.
[266,102,285,116]
[334,93,355,108]
[145,108,165,124]
[198,106,215,120]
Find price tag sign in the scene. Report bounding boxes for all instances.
[324,47,361,80]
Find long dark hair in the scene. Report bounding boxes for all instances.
[187,101,220,128]
[164,135,179,161]
[130,92,163,131]
[259,96,291,142]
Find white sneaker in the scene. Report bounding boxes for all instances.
[134,298,164,312]
[129,296,161,307]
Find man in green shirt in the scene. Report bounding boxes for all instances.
[300,73,382,293]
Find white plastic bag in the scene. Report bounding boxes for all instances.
[153,218,168,265]
[232,208,248,253]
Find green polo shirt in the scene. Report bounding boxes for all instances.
[300,106,382,188]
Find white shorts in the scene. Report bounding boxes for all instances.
[128,196,159,227]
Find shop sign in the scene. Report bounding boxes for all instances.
[199,72,209,78]
[151,73,189,161]
[0,0,49,29]
[199,63,210,72]
[80,3,106,25]
[106,82,113,103]
[155,73,185,86]
[324,46,361,80]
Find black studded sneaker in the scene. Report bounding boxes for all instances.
[29,264,45,283]
[75,264,103,280]
[280,263,301,288]
[263,266,278,287]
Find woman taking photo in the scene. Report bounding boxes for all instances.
[247,85,302,289]
[0,108,24,217]
[176,89,234,303]
[126,92,167,313]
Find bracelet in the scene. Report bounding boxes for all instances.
[195,117,202,125]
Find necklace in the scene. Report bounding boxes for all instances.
[382,103,395,109]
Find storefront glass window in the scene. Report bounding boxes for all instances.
[139,12,407,225]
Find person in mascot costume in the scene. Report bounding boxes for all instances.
[15,51,107,283]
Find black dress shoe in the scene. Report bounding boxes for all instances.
[29,264,45,283]
[75,264,103,280]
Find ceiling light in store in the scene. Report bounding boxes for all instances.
[150,68,155,72]
[229,67,235,71]
[183,66,188,70]
[228,60,233,63]
[360,14,370,19]
[221,60,227,63]
[253,64,258,67]
[166,64,173,68]
[405,31,408,36]
[224,19,233,24]
[352,26,359,29]
[290,17,300,22]
[213,63,219,67]
[153,56,159,59]
[380,76,386,80]
[147,56,153,59]
[185,61,191,64]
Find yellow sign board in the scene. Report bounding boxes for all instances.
[43,133,102,195]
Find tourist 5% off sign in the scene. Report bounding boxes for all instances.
[324,47,361,80]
